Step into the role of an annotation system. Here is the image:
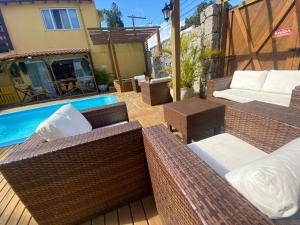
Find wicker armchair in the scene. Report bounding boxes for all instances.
[131,76,150,93]
[141,80,172,106]
[0,102,150,225]
[207,77,300,109]
[142,101,300,225]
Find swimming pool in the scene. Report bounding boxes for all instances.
[0,95,118,147]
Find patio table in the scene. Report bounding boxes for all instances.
[163,97,225,144]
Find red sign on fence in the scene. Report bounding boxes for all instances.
[272,28,292,38]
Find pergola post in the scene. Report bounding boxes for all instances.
[171,0,181,101]
[110,43,123,92]
[156,28,162,53]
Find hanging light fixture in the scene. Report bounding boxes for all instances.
[162,1,173,22]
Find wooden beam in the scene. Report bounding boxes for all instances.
[234,9,262,70]
[156,28,162,53]
[87,52,99,93]
[218,0,229,77]
[110,43,123,92]
[143,42,149,75]
[224,10,233,76]
[285,8,299,69]
[171,0,181,101]
[107,43,117,79]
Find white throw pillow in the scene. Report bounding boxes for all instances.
[134,75,146,86]
[261,70,300,94]
[36,104,92,141]
[230,70,268,91]
[150,77,171,84]
[225,137,300,219]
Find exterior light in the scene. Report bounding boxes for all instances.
[162,1,173,22]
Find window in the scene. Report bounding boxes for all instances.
[41,8,80,30]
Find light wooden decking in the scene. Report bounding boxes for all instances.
[0,92,164,225]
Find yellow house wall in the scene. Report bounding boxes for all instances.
[0,2,99,51]
[114,43,146,78]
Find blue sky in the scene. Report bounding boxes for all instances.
[95,0,243,28]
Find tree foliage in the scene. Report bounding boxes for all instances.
[182,0,215,30]
[102,2,124,28]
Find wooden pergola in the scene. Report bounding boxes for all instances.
[88,26,161,92]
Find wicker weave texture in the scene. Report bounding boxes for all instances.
[143,125,275,225]
[226,101,300,153]
[290,85,300,110]
[141,81,172,106]
[0,104,150,225]
[114,80,134,92]
[206,77,232,98]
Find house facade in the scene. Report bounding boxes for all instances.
[0,0,147,105]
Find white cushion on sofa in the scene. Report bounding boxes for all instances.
[261,70,300,94]
[230,70,268,91]
[36,104,92,141]
[150,77,171,84]
[188,133,267,177]
[134,75,146,86]
[225,137,300,219]
[213,89,291,107]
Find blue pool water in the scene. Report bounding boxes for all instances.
[0,96,118,147]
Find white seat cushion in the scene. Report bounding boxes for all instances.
[188,133,267,177]
[213,89,291,107]
[150,77,171,84]
[134,75,146,86]
[230,70,268,91]
[225,137,300,219]
[35,104,92,141]
[261,70,300,94]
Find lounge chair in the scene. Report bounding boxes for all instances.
[140,77,173,106]
[0,102,150,225]
[142,101,300,225]
[207,70,300,109]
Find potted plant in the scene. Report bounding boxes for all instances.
[94,69,113,92]
[155,34,221,100]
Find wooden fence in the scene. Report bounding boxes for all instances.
[0,86,19,105]
[224,0,300,76]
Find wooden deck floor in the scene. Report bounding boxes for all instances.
[0,92,164,225]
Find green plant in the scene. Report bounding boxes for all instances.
[9,62,21,78]
[101,2,124,28]
[94,69,113,85]
[160,34,221,89]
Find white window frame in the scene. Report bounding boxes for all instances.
[40,8,81,31]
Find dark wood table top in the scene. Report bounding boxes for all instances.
[163,97,224,116]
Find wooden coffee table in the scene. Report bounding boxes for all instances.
[163,97,225,144]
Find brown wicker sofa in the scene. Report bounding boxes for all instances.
[141,79,172,106]
[0,102,151,225]
[207,76,300,110]
[142,102,300,225]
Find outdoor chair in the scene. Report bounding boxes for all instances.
[0,102,151,225]
[142,101,300,225]
[140,77,173,106]
[114,79,134,92]
[207,70,300,109]
[131,75,149,92]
